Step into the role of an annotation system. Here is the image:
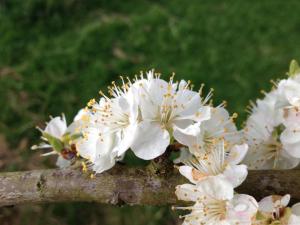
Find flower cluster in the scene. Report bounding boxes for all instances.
[33,70,213,172]
[243,60,300,169]
[32,61,300,225]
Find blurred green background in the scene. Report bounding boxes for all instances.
[1,0,300,224]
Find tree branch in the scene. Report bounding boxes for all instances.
[0,166,299,207]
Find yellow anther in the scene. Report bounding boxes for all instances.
[87,98,96,107]
[81,162,87,173]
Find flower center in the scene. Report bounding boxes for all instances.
[201,199,227,222]
[187,142,227,177]
[96,100,130,133]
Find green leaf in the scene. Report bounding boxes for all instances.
[43,132,64,153]
[62,132,82,145]
[288,59,300,77]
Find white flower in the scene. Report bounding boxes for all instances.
[75,77,140,173]
[76,124,119,173]
[32,112,82,168]
[256,194,300,225]
[173,106,242,157]
[75,102,120,173]
[243,91,300,169]
[174,176,258,225]
[130,71,211,160]
[258,194,290,214]
[178,141,248,188]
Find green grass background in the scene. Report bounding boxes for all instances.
[1,0,300,224]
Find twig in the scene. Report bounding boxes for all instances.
[0,167,298,207]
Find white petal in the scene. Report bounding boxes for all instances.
[282,107,300,128]
[175,90,201,117]
[277,150,300,169]
[281,130,300,158]
[281,194,291,207]
[173,125,200,149]
[179,166,198,184]
[74,109,87,121]
[258,195,277,213]
[292,203,300,217]
[288,214,300,225]
[92,153,116,173]
[223,164,248,188]
[179,105,211,123]
[227,194,258,224]
[147,78,170,105]
[76,127,99,161]
[77,128,117,163]
[175,183,202,202]
[227,144,249,165]
[115,123,138,156]
[45,116,67,138]
[174,123,201,137]
[196,176,234,201]
[131,121,170,160]
[118,96,130,111]
[279,79,300,106]
[243,146,299,170]
[281,128,300,146]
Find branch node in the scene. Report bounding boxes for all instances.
[36,174,46,193]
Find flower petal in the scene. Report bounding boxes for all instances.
[179,165,204,184]
[288,214,300,225]
[175,183,202,202]
[292,202,300,217]
[227,144,248,165]
[131,121,170,160]
[223,164,248,188]
[115,123,138,156]
[45,116,67,138]
[76,127,99,161]
[227,194,258,225]
[196,176,234,201]
[92,153,116,174]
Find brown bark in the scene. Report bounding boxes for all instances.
[0,166,299,207]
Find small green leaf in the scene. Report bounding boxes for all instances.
[62,132,82,145]
[43,132,64,152]
[288,59,300,77]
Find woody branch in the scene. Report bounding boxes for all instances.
[0,166,298,207]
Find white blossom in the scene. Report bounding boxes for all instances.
[32,112,82,168]
[178,141,248,188]
[130,71,211,160]
[243,91,300,169]
[174,176,258,225]
[173,106,242,157]
[255,194,300,225]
